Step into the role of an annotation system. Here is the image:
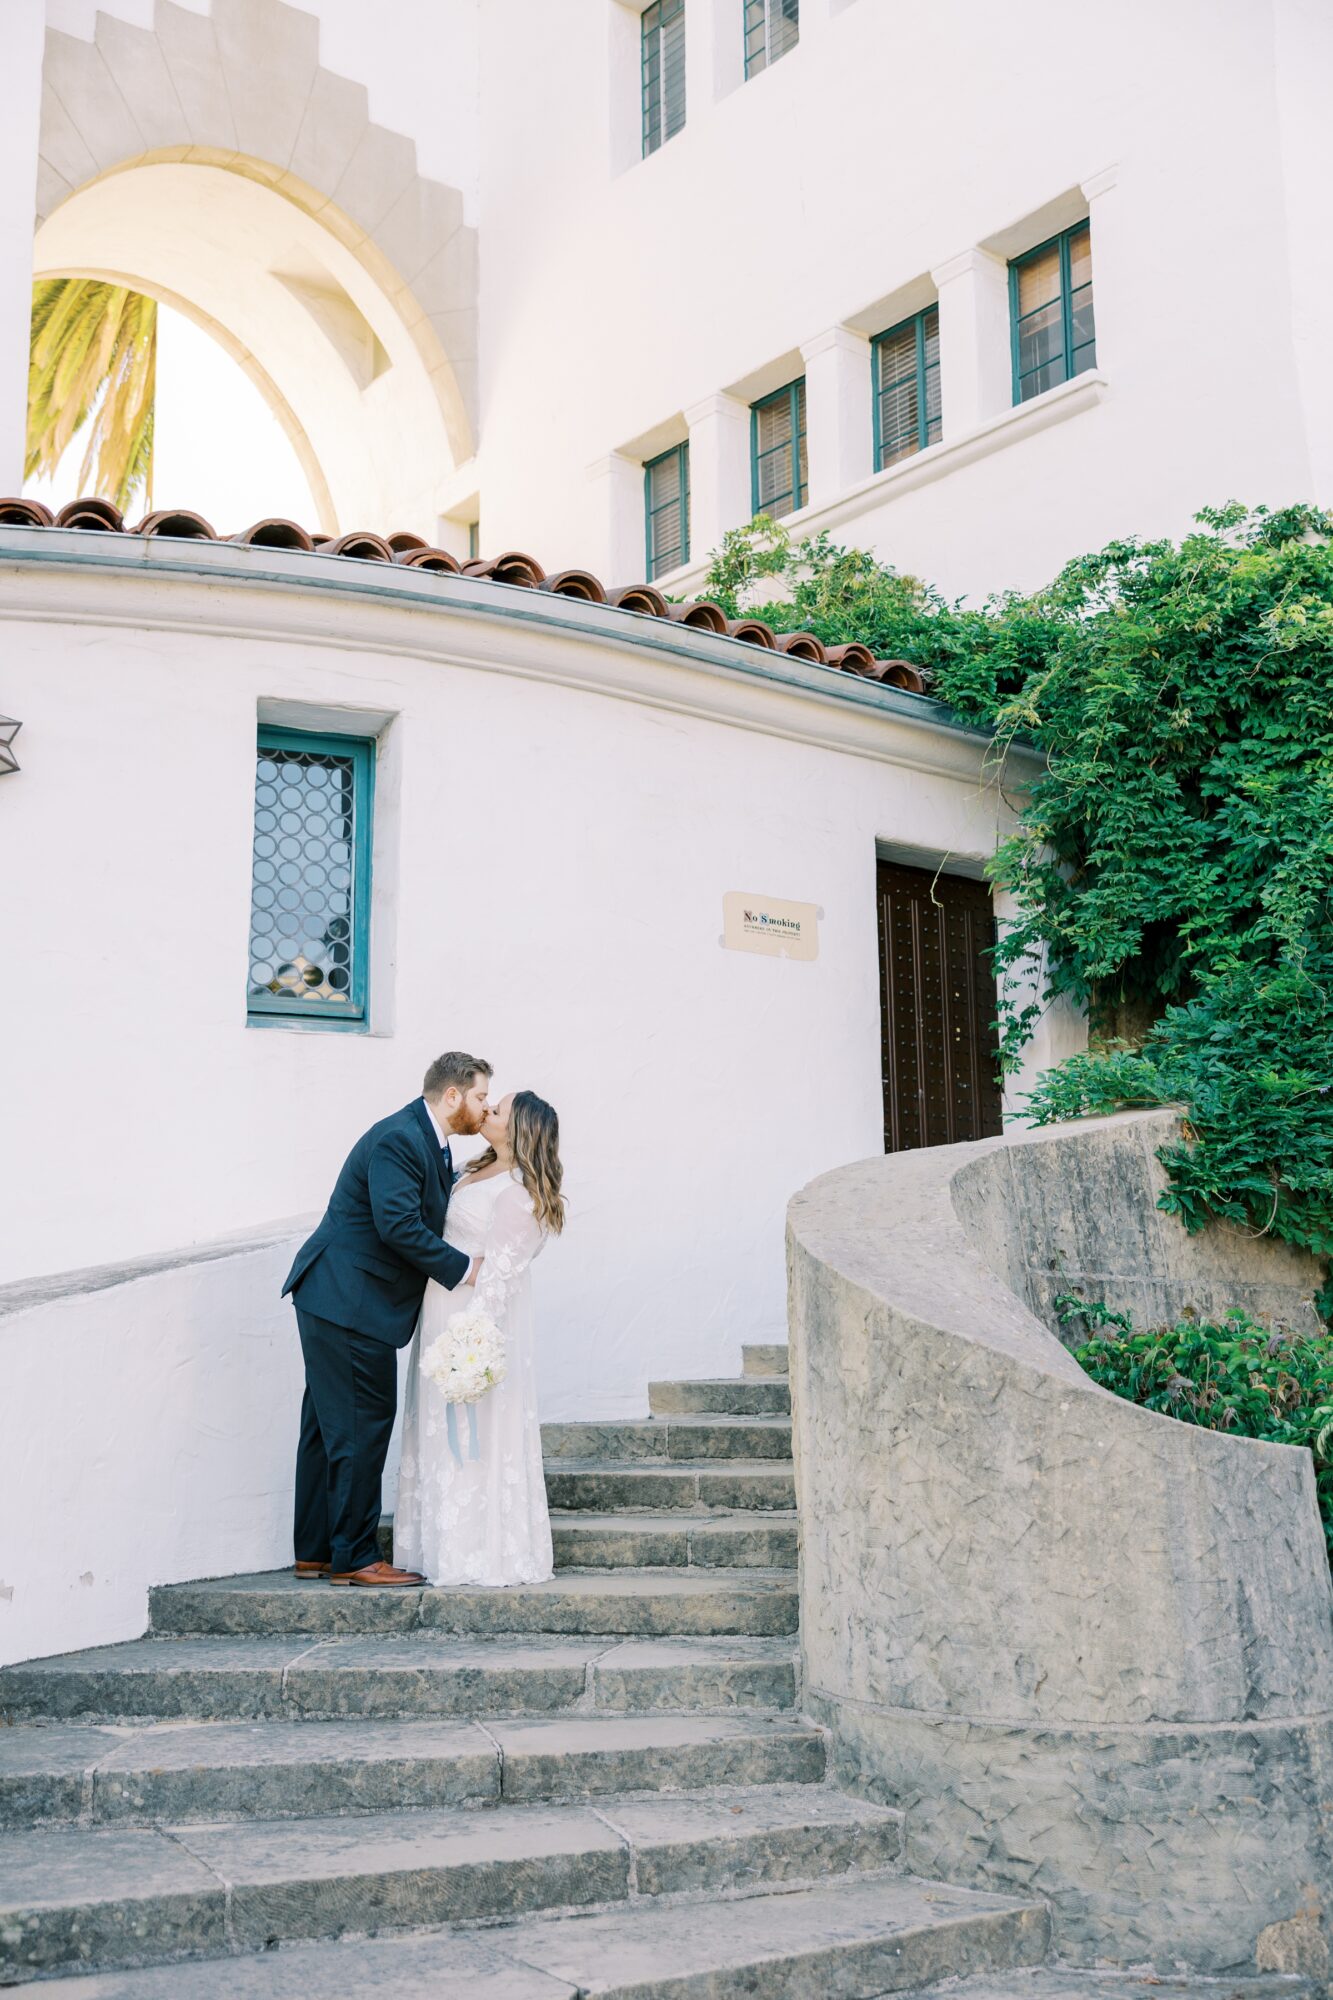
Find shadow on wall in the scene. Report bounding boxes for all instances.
[787,1108,1333,1975]
[0,1222,312,1669]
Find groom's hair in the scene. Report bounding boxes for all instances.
[422,1051,492,1099]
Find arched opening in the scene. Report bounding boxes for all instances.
[33,156,470,536]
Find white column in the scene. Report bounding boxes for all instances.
[585,450,646,587]
[1081,164,1122,378]
[708,0,745,101]
[684,0,715,120]
[801,325,873,507]
[931,247,1011,441]
[0,1,43,493]
[685,391,751,554]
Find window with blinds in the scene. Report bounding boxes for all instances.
[873,306,942,469]
[642,0,686,157]
[1010,221,1096,404]
[751,379,807,520]
[744,0,798,78]
[645,443,690,579]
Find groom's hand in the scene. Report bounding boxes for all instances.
[463,1256,483,1287]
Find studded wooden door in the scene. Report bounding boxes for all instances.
[877,860,1004,1152]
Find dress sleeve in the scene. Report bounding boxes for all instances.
[474,1178,545,1326]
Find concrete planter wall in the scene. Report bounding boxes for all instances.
[787,1109,1333,1973]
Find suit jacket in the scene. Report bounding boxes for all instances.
[283,1098,470,1346]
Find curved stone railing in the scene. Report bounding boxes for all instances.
[787,1108,1333,1973]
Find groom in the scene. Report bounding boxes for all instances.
[283,1052,493,1586]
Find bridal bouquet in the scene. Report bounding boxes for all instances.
[421,1303,507,1405]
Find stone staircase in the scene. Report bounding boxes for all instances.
[0,1345,1052,1995]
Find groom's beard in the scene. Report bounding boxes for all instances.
[455,1105,486,1137]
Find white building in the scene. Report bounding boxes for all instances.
[1,0,1328,1658]
[3,0,1329,587]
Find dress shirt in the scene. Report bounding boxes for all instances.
[422,1096,449,1154]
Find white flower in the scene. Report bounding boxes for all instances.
[421,1304,508,1404]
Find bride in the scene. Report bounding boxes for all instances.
[394,1089,564,1587]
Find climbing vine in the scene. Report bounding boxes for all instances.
[703,505,1333,1259]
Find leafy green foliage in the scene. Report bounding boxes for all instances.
[703,505,1333,1260]
[1061,1295,1333,1559]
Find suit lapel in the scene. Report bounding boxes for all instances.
[410,1097,453,1201]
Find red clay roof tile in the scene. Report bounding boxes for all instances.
[0,497,930,697]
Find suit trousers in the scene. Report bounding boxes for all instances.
[293,1307,399,1575]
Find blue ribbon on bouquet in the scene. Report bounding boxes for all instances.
[446,1402,481,1466]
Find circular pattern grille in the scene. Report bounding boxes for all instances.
[248,747,358,1008]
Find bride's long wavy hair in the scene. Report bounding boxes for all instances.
[468,1090,566,1234]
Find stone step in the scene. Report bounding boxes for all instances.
[913,1977,1315,2000]
[543,1458,796,1514]
[36,1869,1048,1998]
[743,1342,789,1378]
[147,1568,798,1640]
[0,1634,798,1724]
[541,1416,792,1463]
[647,1378,790,1417]
[0,1714,825,1830]
[550,1511,797,1570]
[0,1785,905,1981]
[376,1508,798,1569]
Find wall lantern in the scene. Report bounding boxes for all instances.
[0,716,20,775]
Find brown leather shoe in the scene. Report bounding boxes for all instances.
[294,1560,331,1577]
[327,1560,425,1587]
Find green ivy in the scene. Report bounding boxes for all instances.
[1060,1296,1333,1560]
[703,505,1333,1259]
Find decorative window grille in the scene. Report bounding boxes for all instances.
[642,0,686,157]
[873,306,942,469]
[247,727,374,1026]
[645,443,690,578]
[744,0,798,78]
[1010,221,1096,405]
[751,378,807,520]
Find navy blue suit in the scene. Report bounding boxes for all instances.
[284,1098,471,1572]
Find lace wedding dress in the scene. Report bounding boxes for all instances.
[394,1170,554,1587]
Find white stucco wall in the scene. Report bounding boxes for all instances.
[474,0,1325,595]
[0,541,1058,1421]
[0,1230,306,1667]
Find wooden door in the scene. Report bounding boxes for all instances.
[877,860,1004,1152]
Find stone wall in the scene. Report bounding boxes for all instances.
[951,1106,1324,1345]
[787,1109,1333,1973]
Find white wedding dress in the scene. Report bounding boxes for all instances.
[394,1169,554,1587]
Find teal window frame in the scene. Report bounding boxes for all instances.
[750,378,807,520]
[872,305,941,470]
[644,442,690,579]
[246,725,375,1032]
[744,0,799,77]
[642,0,686,157]
[1009,220,1096,406]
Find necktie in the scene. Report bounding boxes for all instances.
[442,1142,453,1177]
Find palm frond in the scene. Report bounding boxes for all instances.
[27,279,156,511]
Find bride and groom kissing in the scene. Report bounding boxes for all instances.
[282,1051,565,1589]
